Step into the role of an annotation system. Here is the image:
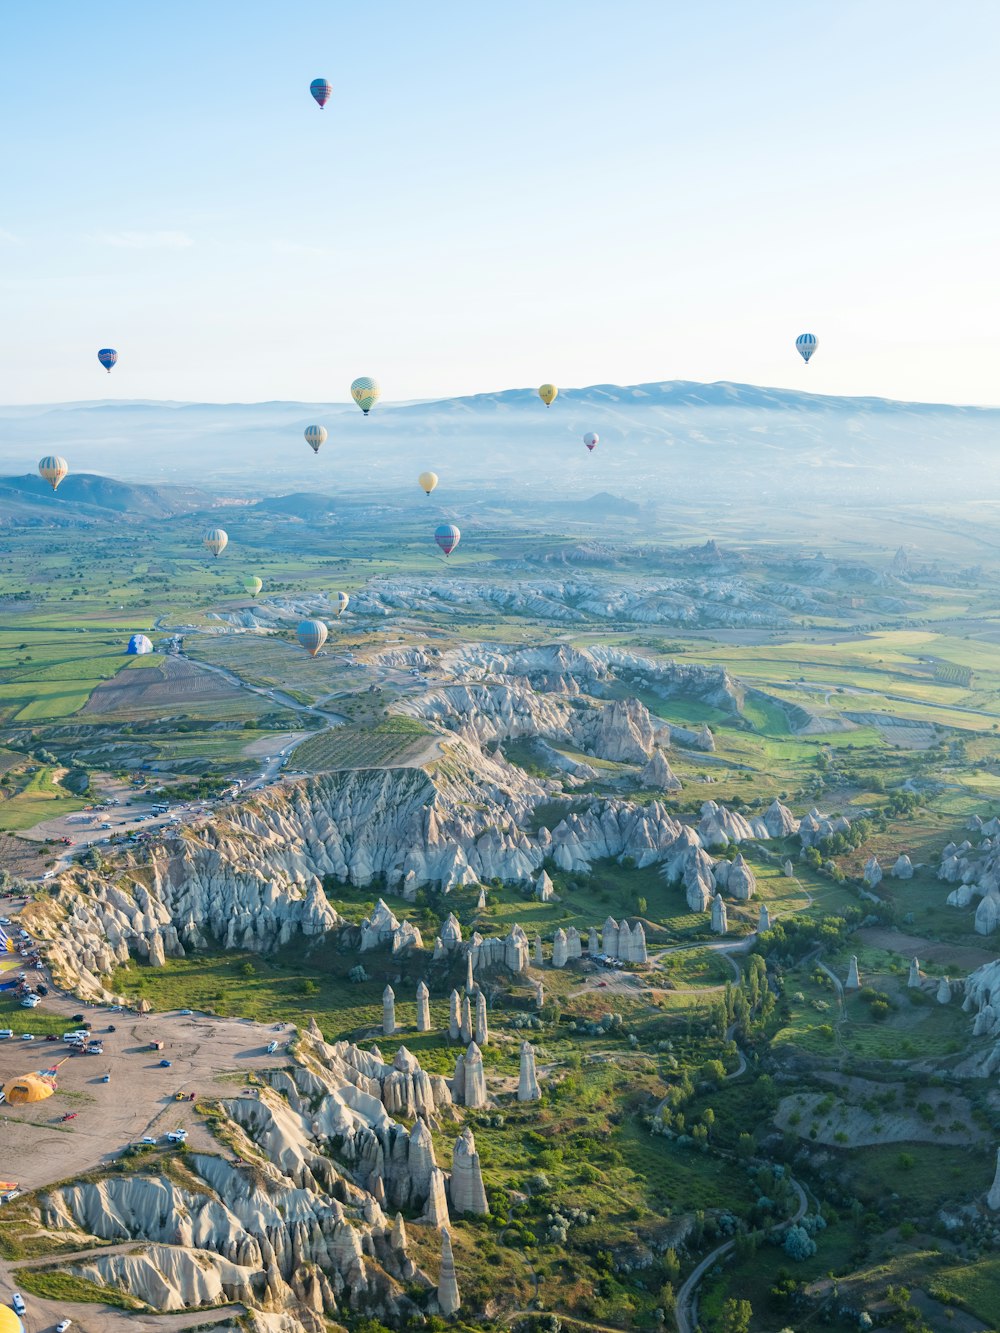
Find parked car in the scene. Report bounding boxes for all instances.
[0,1029,13,1039]
[45,1033,58,1042]
[159,1059,172,1068]
[11,1294,26,1316]
[20,1034,35,1041]
[57,1320,73,1332]
[177,1008,193,1016]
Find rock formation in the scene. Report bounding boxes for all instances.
[907,957,921,988]
[588,926,599,955]
[533,933,543,964]
[470,925,530,975]
[711,894,728,934]
[535,869,555,902]
[474,990,488,1046]
[846,956,862,990]
[416,980,431,1032]
[460,995,473,1044]
[465,952,475,994]
[616,920,647,963]
[424,1166,450,1229]
[893,854,914,880]
[448,990,461,1041]
[757,902,771,932]
[602,916,619,958]
[552,928,568,968]
[460,1042,487,1108]
[441,913,463,948]
[518,1041,540,1101]
[382,985,396,1037]
[937,977,952,1004]
[863,857,883,889]
[450,1128,488,1215]
[764,799,799,838]
[684,847,716,912]
[989,1148,1000,1210]
[783,859,795,878]
[437,1229,461,1316]
[723,853,756,901]
[565,926,582,960]
[640,749,682,791]
[476,886,487,910]
[362,898,424,955]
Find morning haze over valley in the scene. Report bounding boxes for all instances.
[2,6,1000,1333]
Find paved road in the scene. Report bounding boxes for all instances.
[676,1176,808,1333]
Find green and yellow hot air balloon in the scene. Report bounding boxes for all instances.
[350,377,380,416]
[244,576,263,598]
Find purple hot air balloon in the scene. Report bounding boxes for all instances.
[310,78,332,109]
[434,523,461,557]
[97,348,118,374]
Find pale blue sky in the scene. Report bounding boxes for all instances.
[2,0,998,405]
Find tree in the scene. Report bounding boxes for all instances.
[718,1297,752,1333]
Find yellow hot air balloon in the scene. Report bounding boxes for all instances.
[334,591,350,617]
[538,383,558,408]
[244,576,263,598]
[203,527,228,558]
[418,471,438,497]
[38,455,69,491]
[351,377,381,416]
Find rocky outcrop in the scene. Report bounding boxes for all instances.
[535,870,555,902]
[763,799,799,838]
[698,800,755,848]
[474,990,488,1046]
[518,1041,540,1101]
[470,924,530,975]
[863,857,883,889]
[711,894,728,935]
[893,854,914,880]
[640,748,681,791]
[937,977,952,1004]
[716,852,755,901]
[450,1128,488,1215]
[908,957,921,988]
[846,956,862,990]
[602,916,619,958]
[552,928,568,968]
[798,808,852,849]
[416,981,430,1032]
[382,986,396,1037]
[362,899,423,955]
[437,1230,460,1316]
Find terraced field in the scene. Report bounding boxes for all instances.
[293,719,431,771]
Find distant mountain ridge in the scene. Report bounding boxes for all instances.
[1,380,998,503]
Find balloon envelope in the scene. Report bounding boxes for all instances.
[435,523,461,556]
[203,528,228,558]
[334,591,349,617]
[126,634,153,656]
[310,78,332,108]
[795,333,818,364]
[38,455,68,491]
[538,383,557,407]
[583,432,598,452]
[351,377,380,415]
[244,577,263,598]
[297,618,328,656]
[418,470,438,496]
[304,425,327,454]
[97,348,118,373]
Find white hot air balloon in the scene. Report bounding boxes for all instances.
[304,425,328,454]
[203,528,228,558]
[795,333,818,364]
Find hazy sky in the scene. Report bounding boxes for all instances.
[2,1,998,406]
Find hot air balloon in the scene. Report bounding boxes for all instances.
[244,577,263,598]
[418,471,438,496]
[126,634,153,655]
[97,348,118,374]
[38,455,68,491]
[304,425,327,454]
[435,523,461,556]
[538,383,557,408]
[310,78,332,109]
[351,377,380,416]
[333,591,349,617]
[583,432,598,452]
[297,618,328,656]
[795,333,818,364]
[203,528,228,558]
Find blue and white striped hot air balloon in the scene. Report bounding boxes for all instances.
[97,348,118,374]
[304,425,328,454]
[126,634,153,655]
[795,333,818,365]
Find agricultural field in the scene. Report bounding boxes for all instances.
[293,718,432,771]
